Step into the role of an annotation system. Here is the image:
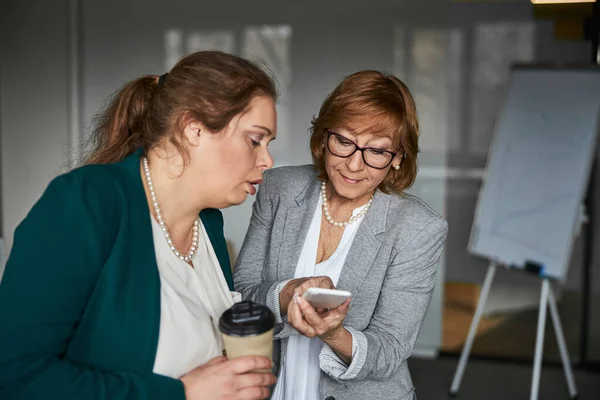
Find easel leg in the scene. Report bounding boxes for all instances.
[547,286,578,398]
[531,279,550,400]
[449,263,497,396]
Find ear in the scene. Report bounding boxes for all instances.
[182,119,206,147]
[392,154,403,170]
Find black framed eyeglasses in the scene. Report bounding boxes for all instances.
[326,129,398,170]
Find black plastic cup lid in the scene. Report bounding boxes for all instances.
[219,301,275,337]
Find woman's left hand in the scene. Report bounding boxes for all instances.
[287,293,350,341]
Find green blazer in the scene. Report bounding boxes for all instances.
[0,149,234,399]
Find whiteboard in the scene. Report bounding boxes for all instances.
[469,66,600,280]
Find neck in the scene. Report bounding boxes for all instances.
[141,149,207,239]
[326,182,374,212]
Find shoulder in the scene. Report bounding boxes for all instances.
[49,163,124,197]
[38,163,127,219]
[262,164,317,196]
[53,162,124,189]
[264,164,316,185]
[386,192,448,238]
[14,164,128,255]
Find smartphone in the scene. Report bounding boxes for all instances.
[302,287,351,309]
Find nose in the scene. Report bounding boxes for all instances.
[259,146,274,171]
[347,150,365,171]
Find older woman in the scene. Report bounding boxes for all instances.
[234,70,448,400]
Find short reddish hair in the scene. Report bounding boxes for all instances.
[309,70,419,194]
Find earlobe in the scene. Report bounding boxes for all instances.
[395,151,406,169]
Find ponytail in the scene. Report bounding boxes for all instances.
[83,75,158,165]
[83,51,277,166]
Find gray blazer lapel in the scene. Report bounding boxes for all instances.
[277,177,321,280]
[336,191,390,305]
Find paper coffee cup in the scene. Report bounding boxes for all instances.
[219,301,275,371]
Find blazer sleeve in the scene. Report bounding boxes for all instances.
[0,174,184,400]
[233,171,292,330]
[354,217,448,381]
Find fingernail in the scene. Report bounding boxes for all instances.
[293,293,300,304]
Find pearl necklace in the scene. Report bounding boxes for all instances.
[143,157,199,262]
[321,181,373,228]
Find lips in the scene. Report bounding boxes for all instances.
[340,173,362,184]
[248,178,263,195]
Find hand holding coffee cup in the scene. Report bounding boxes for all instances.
[180,355,275,400]
[219,301,275,372]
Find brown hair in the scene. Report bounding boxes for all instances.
[84,51,277,165]
[309,70,419,194]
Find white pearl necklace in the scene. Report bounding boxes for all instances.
[321,181,373,228]
[142,157,199,262]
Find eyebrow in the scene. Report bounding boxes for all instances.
[368,135,393,145]
[252,125,273,136]
[335,130,393,148]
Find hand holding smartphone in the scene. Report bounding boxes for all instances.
[301,287,351,309]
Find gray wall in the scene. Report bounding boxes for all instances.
[1,0,72,264]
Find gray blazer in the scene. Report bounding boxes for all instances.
[234,165,448,400]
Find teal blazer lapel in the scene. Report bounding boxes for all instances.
[201,209,234,291]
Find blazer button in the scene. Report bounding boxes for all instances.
[325,397,335,400]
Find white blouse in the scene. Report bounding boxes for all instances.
[151,216,240,378]
[271,196,368,400]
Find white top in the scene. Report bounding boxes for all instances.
[151,216,240,378]
[272,196,367,400]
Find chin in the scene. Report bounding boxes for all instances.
[341,189,365,201]
[331,177,367,200]
[227,193,249,207]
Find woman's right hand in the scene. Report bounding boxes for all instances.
[180,355,276,400]
[279,276,335,316]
